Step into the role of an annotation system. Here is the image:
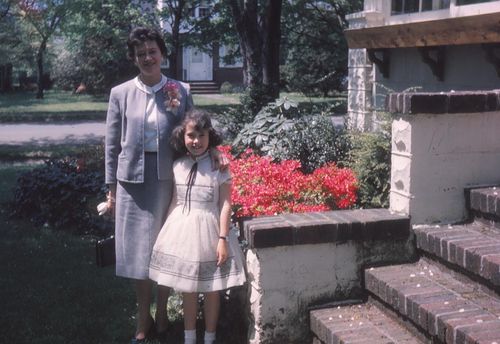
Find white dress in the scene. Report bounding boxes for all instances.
[149,152,246,292]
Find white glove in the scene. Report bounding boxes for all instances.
[97,201,109,216]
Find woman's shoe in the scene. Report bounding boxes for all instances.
[131,316,155,343]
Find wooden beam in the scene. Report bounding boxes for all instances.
[345,13,500,49]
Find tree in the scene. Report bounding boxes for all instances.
[158,0,205,79]
[15,0,67,98]
[0,0,34,76]
[58,0,155,93]
[223,0,282,115]
[281,0,362,96]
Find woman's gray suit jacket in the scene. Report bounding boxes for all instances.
[105,77,193,185]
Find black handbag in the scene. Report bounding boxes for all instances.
[95,235,116,267]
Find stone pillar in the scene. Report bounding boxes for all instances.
[347,48,374,131]
[388,91,500,224]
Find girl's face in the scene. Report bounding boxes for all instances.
[133,40,163,83]
[184,121,210,157]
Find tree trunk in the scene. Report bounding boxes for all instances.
[262,0,281,101]
[227,0,282,114]
[36,39,47,99]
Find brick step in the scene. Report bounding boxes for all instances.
[414,222,500,288]
[365,258,500,343]
[310,300,428,343]
[466,186,500,226]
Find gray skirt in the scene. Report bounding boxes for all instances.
[115,153,173,280]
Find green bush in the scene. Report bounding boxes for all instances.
[214,106,254,143]
[268,115,350,173]
[232,97,299,154]
[232,97,350,173]
[346,115,391,208]
[220,81,233,94]
[10,145,112,236]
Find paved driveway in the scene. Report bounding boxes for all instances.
[0,121,105,145]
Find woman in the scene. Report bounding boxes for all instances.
[105,27,224,343]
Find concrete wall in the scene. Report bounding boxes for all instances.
[246,243,359,344]
[388,90,500,224]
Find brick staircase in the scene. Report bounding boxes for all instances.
[188,81,219,94]
[310,186,500,343]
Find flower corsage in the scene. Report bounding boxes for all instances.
[163,81,182,113]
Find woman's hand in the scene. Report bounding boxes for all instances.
[216,238,228,266]
[210,147,229,171]
[106,185,117,216]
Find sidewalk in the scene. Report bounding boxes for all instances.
[0,121,105,145]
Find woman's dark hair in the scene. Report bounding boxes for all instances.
[171,109,223,155]
[127,27,168,60]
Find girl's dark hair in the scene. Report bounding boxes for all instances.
[127,27,168,60]
[171,109,223,155]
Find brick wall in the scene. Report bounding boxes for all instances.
[242,209,415,343]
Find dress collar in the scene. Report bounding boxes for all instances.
[189,151,210,162]
[134,74,168,94]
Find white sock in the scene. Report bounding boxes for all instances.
[204,331,216,344]
[184,329,197,344]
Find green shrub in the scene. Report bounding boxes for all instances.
[220,81,233,94]
[239,84,277,116]
[346,115,391,208]
[232,97,299,154]
[232,97,349,172]
[267,115,350,173]
[10,146,112,236]
[215,106,254,143]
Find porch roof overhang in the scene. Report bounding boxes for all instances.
[345,12,500,49]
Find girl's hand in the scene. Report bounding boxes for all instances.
[210,147,229,171]
[216,238,229,266]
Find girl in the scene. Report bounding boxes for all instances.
[149,109,246,344]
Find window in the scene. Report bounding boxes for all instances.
[199,7,210,17]
[191,50,203,63]
[219,45,243,68]
[392,0,450,14]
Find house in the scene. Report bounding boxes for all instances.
[157,1,244,93]
[344,0,500,131]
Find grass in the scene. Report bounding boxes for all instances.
[0,90,345,122]
[0,162,135,344]
[0,90,108,122]
[0,162,196,344]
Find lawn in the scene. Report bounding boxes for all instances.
[0,89,345,122]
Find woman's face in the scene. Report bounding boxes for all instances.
[184,121,210,157]
[133,40,163,82]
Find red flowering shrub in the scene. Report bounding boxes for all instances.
[219,146,357,219]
